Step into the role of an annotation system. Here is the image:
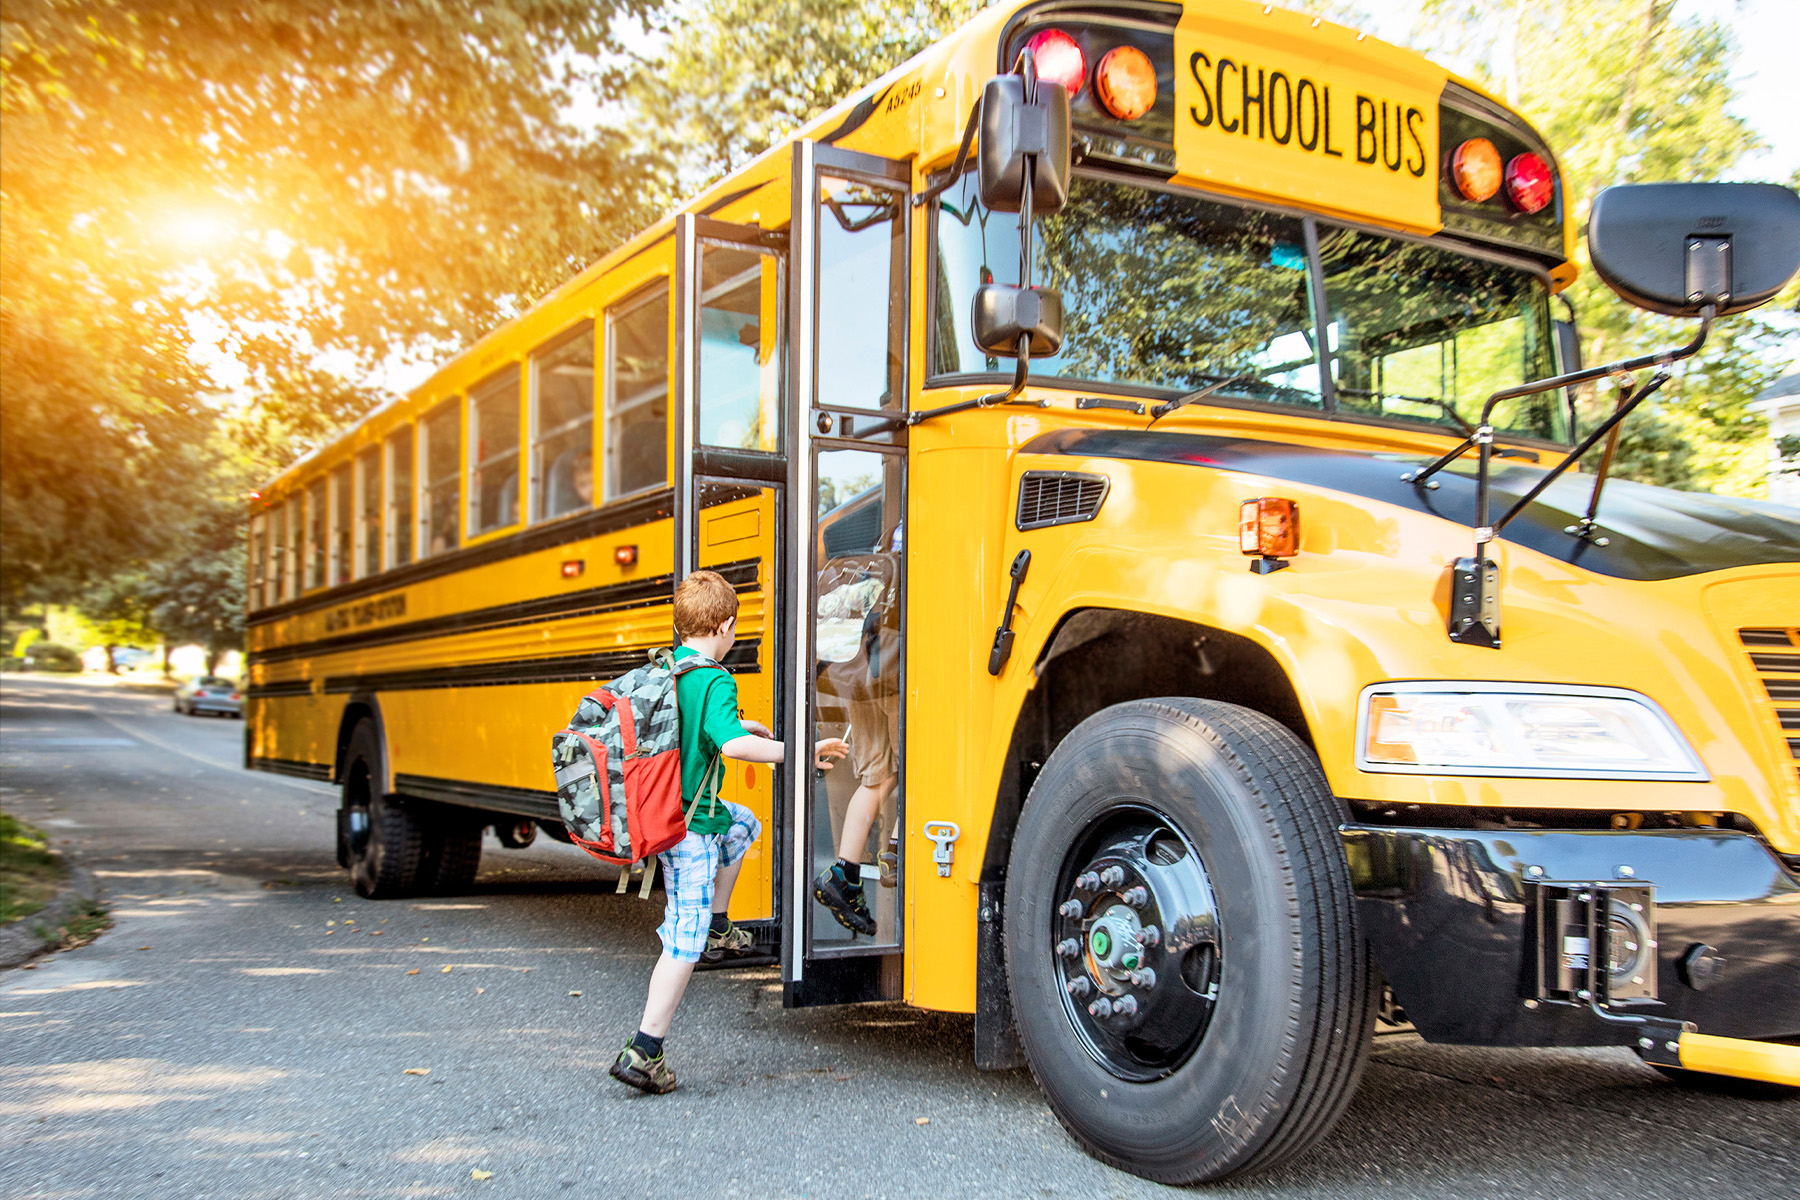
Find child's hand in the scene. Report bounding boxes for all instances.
[739,718,774,739]
[813,737,851,770]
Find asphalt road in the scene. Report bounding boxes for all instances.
[1,675,1794,1199]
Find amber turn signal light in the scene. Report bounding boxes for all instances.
[561,559,586,579]
[613,544,638,568]
[1239,498,1300,573]
[1095,45,1156,120]
[1451,137,1502,203]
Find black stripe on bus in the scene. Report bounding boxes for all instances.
[819,82,895,145]
[248,558,760,668]
[699,182,768,216]
[247,489,675,628]
[394,774,561,821]
[245,680,315,699]
[321,638,761,694]
[250,756,333,781]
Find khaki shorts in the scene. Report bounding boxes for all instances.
[845,686,898,788]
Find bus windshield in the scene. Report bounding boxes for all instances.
[933,174,1566,442]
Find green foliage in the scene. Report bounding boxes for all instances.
[1,0,662,608]
[635,0,982,187]
[1416,0,1789,496]
[0,812,67,925]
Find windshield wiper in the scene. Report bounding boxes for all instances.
[1146,375,1259,426]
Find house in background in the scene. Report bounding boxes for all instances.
[1750,371,1800,508]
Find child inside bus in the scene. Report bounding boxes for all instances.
[610,569,848,1095]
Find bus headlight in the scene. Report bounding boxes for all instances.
[1356,683,1708,780]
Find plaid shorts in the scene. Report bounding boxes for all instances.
[655,801,761,963]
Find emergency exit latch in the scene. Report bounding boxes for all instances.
[924,821,961,877]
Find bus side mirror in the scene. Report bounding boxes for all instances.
[972,284,1064,357]
[978,75,1071,215]
[1588,182,1800,317]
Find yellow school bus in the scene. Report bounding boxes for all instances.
[247,0,1800,1180]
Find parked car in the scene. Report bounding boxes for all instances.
[174,675,242,717]
[22,642,82,673]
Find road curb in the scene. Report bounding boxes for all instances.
[0,864,101,969]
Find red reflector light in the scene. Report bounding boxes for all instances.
[231,693,241,701]
[1094,45,1156,120]
[1026,29,1086,97]
[1239,498,1300,572]
[613,544,638,568]
[1505,152,1553,213]
[561,559,586,579]
[1450,138,1502,203]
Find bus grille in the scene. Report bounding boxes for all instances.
[1740,627,1800,786]
[1017,471,1110,531]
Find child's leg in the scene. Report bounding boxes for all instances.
[835,772,896,863]
[637,952,697,1037]
[712,853,745,914]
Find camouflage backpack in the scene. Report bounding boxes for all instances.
[550,648,728,866]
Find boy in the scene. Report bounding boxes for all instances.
[610,569,848,1095]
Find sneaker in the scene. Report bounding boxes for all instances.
[699,920,757,964]
[878,839,899,889]
[609,1042,677,1094]
[812,863,876,935]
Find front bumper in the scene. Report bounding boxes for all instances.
[1342,825,1800,1046]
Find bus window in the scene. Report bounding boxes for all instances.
[385,427,414,568]
[469,366,521,536]
[530,324,595,521]
[605,287,669,499]
[330,463,352,586]
[1316,225,1564,441]
[932,175,1323,409]
[283,501,301,601]
[356,447,380,579]
[817,176,905,411]
[249,513,267,609]
[303,479,326,590]
[421,402,461,556]
[698,246,782,450]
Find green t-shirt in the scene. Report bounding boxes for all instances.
[672,645,744,835]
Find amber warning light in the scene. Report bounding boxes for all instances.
[561,559,585,579]
[614,544,638,568]
[1239,498,1300,574]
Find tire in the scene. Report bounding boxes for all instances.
[340,719,425,899]
[420,816,484,895]
[1003,698,1375,1184]
[495,819,538,850]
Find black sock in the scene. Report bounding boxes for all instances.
[836,857,862,887]
[630,1029,664,1059]
[709,912,730,935]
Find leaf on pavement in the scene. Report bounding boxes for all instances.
[471,1168,493,1181]
[403,1068,430,1076]
[568,990,581,997]
[915,1117,930,1125]
[440,965,452,973]
[405,969,420,975]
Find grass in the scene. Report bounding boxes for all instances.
[1,812,68,924]
[45,899,111,949]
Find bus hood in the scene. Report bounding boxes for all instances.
[1020,428,1800,582]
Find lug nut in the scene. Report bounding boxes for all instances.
[1076,872,1100,891]
[1112,995,1139,1017]
[1088,998,1114,1018]
[1058,899,1084,919]
[1140,925,1160,946]
[1129,968,1157,988]
[1099,866,1126,887]
[1122,886,1148,907]
[1066,977,1091,998]
[1056,938,1081,959]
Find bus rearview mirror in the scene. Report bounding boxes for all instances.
[978,75,1071,215]
[1587,182,1800,317]
[972,284,1064,358]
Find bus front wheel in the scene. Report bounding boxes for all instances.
[340,720,425,899]
[1003,698,1375,1183]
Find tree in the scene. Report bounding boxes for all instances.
[1415,0,1791,495]
[1,0,663,609]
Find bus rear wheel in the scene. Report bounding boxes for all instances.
[1003,698,1375,1183]
[340,720,424,899]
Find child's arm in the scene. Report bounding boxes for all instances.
[721,732,850,769]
